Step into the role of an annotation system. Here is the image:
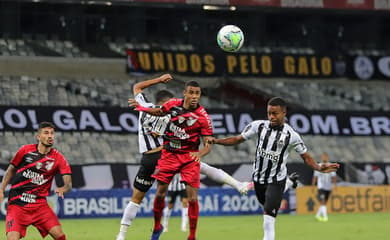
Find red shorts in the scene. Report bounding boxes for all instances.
[152,149,200,188]
[6,203,61,238]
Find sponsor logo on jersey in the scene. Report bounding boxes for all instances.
[258,149,279,163]
[22,169,48,185]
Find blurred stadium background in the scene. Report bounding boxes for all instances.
[0,0,389,235]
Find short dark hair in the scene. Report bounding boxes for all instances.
[268,97,287,110]
[155,90,174,103]
[185,81,200,89]
[38,122,55,131]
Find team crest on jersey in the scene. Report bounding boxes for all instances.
[277,139,285,148]
[45,161,54,171]
[187,117,197,126]
[36,162,43,170]
[178,116,186,124]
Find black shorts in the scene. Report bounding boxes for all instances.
[317,189,331,202]
[133,151,161,192]
[167,190,187,205]
[254,179,286,217]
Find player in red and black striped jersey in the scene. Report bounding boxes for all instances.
[0,122,72,240]
[131,80,213,240]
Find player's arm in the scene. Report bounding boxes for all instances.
[0,164,16,203]
[210,135,246,146]
[311,174,317,186]
[301,152,339,173]
[190,136,213,162]
[55,174,72,199]
[128,98,166,116]
[133,74,172,96]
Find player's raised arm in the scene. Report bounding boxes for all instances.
[128,98,166,116]
[133,74,172,96]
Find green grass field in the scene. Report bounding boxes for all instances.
[0,212,388,239]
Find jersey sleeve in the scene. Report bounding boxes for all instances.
[57,153,72,175]
[290,131,308,155]
[314,171,320,177]
[200,109,213,136]
[10,146,27,167]
[135,93,153,108]
[161,98,181,113]
[241,120,263,140]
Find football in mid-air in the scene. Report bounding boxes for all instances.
[216,25,244,52]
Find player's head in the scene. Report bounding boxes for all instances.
[321,153,329,163]
[183,81,201,110]
[37,122,55,147]
[267,97,287,127]
[155,90,174,105]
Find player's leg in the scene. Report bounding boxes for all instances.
[321,191,331,221]
[181,158,201,240]
[315,189,327,221]
[151,181,169,239]
[186,185,199,240]
[200,162,253,195]
[47,225,66,240]
[116,152,160,240]
[180,191,189,232]
[6,205,29,240]
[255,180,285,240]
[162,191,176,232]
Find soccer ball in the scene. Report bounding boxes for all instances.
[216,25,244,52]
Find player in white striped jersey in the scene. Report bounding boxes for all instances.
[162,174,188,232]
[312,153,337,222]
[208,97,339,240]
[116,74,253,240]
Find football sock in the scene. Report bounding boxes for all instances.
[201,163,241,190]
[188,200,199,240]
[153,196,165,231]
[162,207,172,229]
[182,207,188,230]
[263,214,275,240]
[117,201,140,239]
[321,205,328,218]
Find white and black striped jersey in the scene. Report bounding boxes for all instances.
[168,174,186,192]
[314,170,336,191]
[241,120,307,184]
[135,93,171,154]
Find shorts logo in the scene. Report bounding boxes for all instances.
[6,220,13,230]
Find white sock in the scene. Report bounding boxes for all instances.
[200,162,241,190]
[284,178,293,193]
[263,215,275,240]
[162,207,172,228]
[316,206,322,217]
[117,201,140,239]
[321,205,328,218]
[181,207,188,230]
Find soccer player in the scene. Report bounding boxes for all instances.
[116,74,252,240]
[312,153,337,222]
[208,97,339,240]
[162,173,188,232]
[0,122,72,240]
[130,80,213,240]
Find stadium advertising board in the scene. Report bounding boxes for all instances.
[0,106,389,136]
[126,49,336,78]
[0,188,272,218]
[296,186,390,214]
[349,55,390,80]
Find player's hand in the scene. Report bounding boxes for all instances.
[159,74,173,83]
[55,187,66,199]
[190,152,201,162]
[318,162,340,173]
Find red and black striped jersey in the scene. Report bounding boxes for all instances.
[161,98,213,153]
[8,144,72,206]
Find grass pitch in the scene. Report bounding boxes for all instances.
[0,212,388,239]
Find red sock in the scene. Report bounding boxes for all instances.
[188,200,199,240]
[153,196,165,231]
